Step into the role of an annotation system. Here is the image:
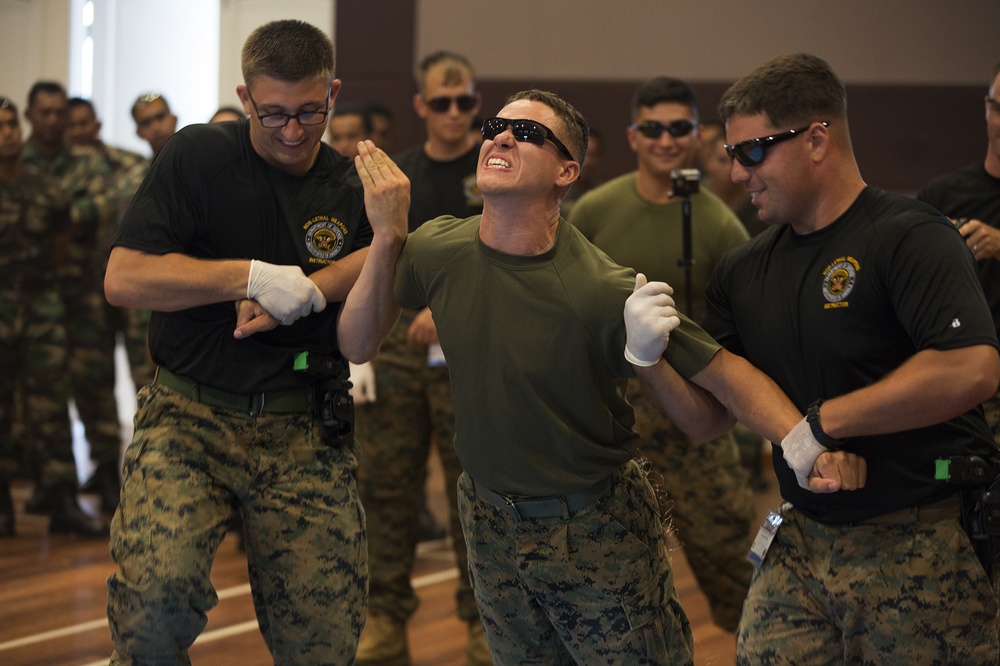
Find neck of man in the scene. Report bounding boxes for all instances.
[984,148,1000,179]
[424,132,477,162]
[792,161,867,235]
[479,196,562,256]
[26,135,62,159]
[0,154,20,182]
[635,168,680,205]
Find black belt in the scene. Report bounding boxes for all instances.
[851,494,961,526]
[154,367,315,416]
[472,476,613,523]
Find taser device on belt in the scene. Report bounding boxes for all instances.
[748,507,786,568]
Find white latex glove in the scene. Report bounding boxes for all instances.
[246,259,326,325]
[348,362,377,404]
[623,274,680,366]
[780,417,829,489]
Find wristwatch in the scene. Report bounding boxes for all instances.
[806,399,843,449]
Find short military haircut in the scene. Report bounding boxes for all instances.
[718,53,847,129]
[27,81,67,108]
[332,104,372,134]
[67,97,97,116]
[0,96,19,117]
[505,89,589,168]
[417,51,475,92]
[631,77,699,123]
[242,20,335,90]
[130,92,171,121]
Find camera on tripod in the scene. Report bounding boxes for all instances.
[670,168,701,198]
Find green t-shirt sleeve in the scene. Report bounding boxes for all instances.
[664,312,722,378]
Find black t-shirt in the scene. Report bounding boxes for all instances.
[917,162,1000,335]
[114,119,372,393]
[393,143,483,232]
[703,187,997,523]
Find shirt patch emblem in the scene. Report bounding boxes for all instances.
[304,216,347,262]
[821,257,859,308]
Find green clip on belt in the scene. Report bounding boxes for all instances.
[153,367,314,415]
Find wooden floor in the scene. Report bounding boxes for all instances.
[2,362,780,666]
[0,450,780,666]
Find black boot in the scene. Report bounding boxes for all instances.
[417,505,446,542]
[81,462,121,514]
[24,484,52,514]
[0,480,14,537]
[24,465,51,514]
[48,483,107,537]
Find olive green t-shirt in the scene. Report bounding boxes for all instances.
[395,215,721,495]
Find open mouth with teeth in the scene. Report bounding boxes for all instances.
[487,157,510,168]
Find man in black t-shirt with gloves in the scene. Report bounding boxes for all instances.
[103,19,409,665]
[918,61,1000,447]
[703,52,1000,664]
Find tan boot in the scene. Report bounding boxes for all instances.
[356,614,409,666]
[465,620,493,666]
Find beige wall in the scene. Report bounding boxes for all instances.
[417,0,997,85]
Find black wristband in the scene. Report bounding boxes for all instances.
[806,399,843,449]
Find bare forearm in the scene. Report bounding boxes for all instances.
[337,236,404,362]
[105,247,249,311]
[692,349,802,444]
[820,346,1000,440]
[635,358,735,442]
[309,247,368,303]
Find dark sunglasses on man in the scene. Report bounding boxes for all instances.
[480,117,577,162]
[724,121,829,167]
[425,94,478,114]
[630,119,695,140]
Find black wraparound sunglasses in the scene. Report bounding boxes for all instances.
[481,117,577,162]
[425,94,478,113]
[630,119,695,139]
[724,122,829,167]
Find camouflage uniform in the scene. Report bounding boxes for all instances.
[738,504,999,665]
[355,309,475,622]
[568,176,757,632]
[108,383,367,664]
[22,143,121,469]
[96,144,154,389]
[629,382,755,632]
[0,170,77,489]
[458,461,694,666]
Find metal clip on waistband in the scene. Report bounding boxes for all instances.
[153,366,314,416]
[473,476,614,523]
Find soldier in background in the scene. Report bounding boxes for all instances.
[130,92,177,158]
[22,81,122,518]
[353,51,489,666]
[66,98,154,387]
[0,95,105,537]
[568,77,755,634]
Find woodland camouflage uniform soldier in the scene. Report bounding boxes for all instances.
[22,81,122,516]
[66,95,153,395]
[0,95,105,538]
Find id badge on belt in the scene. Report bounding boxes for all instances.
[747,504,788,568]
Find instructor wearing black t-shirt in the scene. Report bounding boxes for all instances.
[705,53,1000,664]
[103,20,409,665]
[918,61,1000,448]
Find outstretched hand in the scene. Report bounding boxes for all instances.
[354,140,409,243]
